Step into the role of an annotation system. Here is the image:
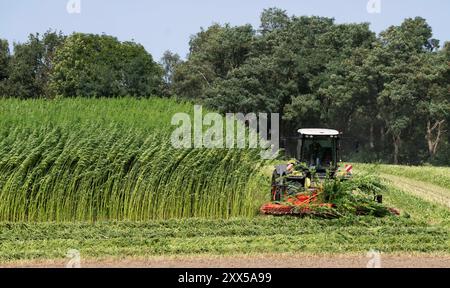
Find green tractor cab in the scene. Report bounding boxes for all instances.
[270,128,348,202]
[261,128,389,217]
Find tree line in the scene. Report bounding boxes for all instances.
[0,31,162,99]
[1,8,449,165]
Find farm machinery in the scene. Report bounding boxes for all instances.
[260,128,364,217]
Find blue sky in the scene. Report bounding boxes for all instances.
[1,0,449,60]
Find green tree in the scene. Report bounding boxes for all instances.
[415,51,449,161]
[259,7,289,34]
[0,39,9,96]
[121,41,163,97]
[173,24,255,99]
[49,33,162,97]
[160,50,182,85]
[372,17,440,163]
[7,30,65,98]
[205,56,281,113]
[160,50,182,96]
[284,23,376,129]
[173,11,449,164]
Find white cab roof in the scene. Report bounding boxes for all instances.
[298,128,340,136]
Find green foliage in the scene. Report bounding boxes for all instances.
[322,174,392,217]
[0,39,9,96]
[172,11,449,165]
[1,163,447,260]
[172,24,255,99]
[204,56,281,113]
[5,30,65,99]
[1,11,449,166]
[259,7,290,34]
[160,50,182,95]
[49,33,163,97]
[0,39,9,80]
[0,215,448,261]
[0,98,269,221]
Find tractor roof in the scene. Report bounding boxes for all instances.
[298,128,340,136]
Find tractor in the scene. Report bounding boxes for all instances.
[260,128,354,216]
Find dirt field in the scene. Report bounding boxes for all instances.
[2,254,450,268]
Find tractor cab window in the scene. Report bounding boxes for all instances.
[300,137,336,170]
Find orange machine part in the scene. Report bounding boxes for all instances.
[261,191,335,216]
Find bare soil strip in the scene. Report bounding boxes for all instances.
[381,173,450,208]
[2,254,450,268]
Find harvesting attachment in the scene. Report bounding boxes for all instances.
[261,128,358,218]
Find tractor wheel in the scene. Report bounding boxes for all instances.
[271,170,282,201]
[271,169,278,185]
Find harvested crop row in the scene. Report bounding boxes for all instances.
[0,216,449,261]
[358,164,450,190]
[0,98,270,221]
[381,174,450,208]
